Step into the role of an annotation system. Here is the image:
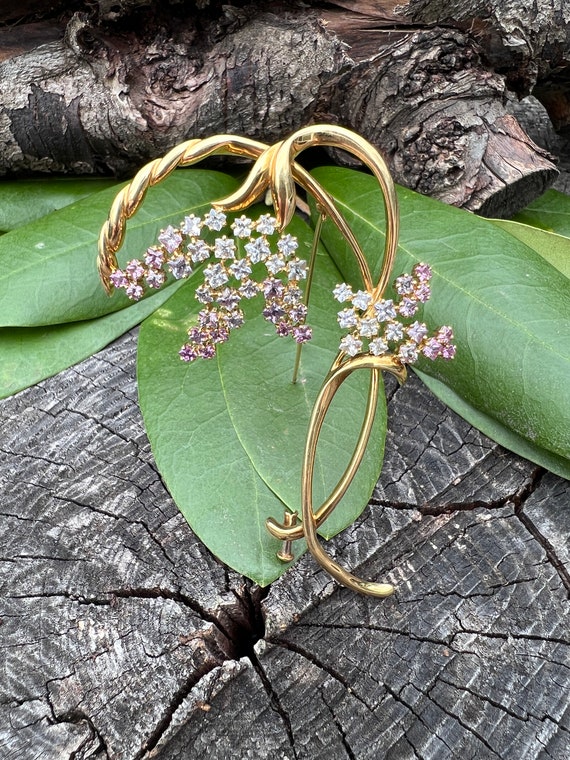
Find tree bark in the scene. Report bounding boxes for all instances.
[1,330,568,758]
[0,2,561,215]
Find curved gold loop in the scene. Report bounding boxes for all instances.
[300,354,405,597]
[273,125,399,299]
[266,355,406,543]
[97,125,407,598]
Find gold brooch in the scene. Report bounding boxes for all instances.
[98,125,455,597]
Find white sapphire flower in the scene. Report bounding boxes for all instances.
[283,285,302,304]
[231,215,254,238]
[239,280,259,299]
[374,299,397,322]
[245,237,271,263]
[230,258,253,280]
[333,283,353,303]
[187,240,211,263]
[277,234,298,255]
[369,337,388,356]
[358,318,379,337]
[214,236,236,260]
[182,214,202,236]
[287,259,307,281]
[203,209,227,231]
[384,321,404,342]
[407,321,428,343]
[395,274,414,295]
[169,257,192,280]
[330,262,454,364]
[204,263,229,288]
[266,254,287,275]
[340,334,363,356]
[398,342,419,363]
[352,290,372,311]
[256,214,277,235]
[337,308,358,329]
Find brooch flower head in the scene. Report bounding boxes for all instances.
[334,262,455,364]
[109,209,313,362]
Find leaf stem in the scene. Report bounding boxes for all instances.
[292,210,326,384]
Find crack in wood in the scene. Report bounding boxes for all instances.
[373,463,544,515]
[383,682,457,758]
[437,673,528,723]
[450,627,570,650]
[401,574,543,605]
[271,636,375,713]
[294,621,463,654]
[419,681,502,758]
[516,507,570,598]
[248,650,299,760]
[131,663,219,760]
[319,686,357,760]
[45,679,111,760]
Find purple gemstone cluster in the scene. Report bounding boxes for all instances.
[108,208,313,362]
[334,263,456,364]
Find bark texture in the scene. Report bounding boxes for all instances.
[1,330,568,759]
[0,2,561,215]
[330,0,570,85]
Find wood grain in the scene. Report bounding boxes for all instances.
[1,330,568,758]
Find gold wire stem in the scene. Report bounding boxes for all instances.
[292,210,326,385]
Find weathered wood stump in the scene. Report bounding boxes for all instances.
[1,329,568,759]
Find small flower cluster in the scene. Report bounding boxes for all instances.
[108,208,312,362]
[334,263,456,364]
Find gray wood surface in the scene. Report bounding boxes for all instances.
[1,329,568,759]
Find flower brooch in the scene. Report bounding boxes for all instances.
[98,125,455,597]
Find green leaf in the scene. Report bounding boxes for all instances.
[491,219,570,279]
[138,216,386,586]
[311,166,570,471]
[0,178,119,233]
[416,369,570,480]
[0,170,238,327]
[0,282,183,399]
[512,188,570,236]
